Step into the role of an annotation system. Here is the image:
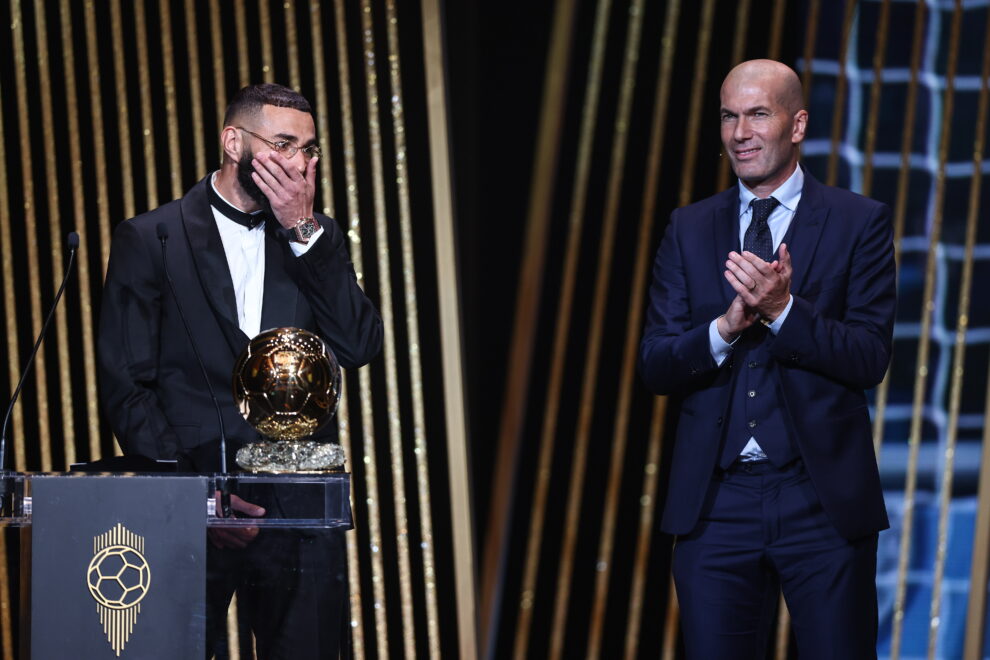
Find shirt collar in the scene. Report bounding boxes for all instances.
[209,171,266,229]
[737,164,804,215]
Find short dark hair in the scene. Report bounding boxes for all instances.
[223,83,313,127]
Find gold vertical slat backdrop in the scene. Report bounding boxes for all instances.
[892,0,964,656]
[664,0,719,653]
[481,0,577,651]
[357,0,417,656]
[0,1,473,657]
[328,0,391,654]
[479,0,990,658]
[621,2,680,656]
[4,0,990,658]
[922,3,967,656]
[32,0,72,473]
[383,0,443,654]
[511,0,614,655]
[62,0,103,464]
[0,69,16,660]
[964,10,990,659]
[420,0,479,653]
[581,1,648,655]
[548,0,645,654]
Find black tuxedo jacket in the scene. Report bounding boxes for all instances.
[98,176,382,468]
[638,170,896,540]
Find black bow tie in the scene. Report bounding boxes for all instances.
[207,179,266,229]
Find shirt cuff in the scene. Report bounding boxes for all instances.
[767,295,793,334]
[709,318,735,366]
[288,226,325,257]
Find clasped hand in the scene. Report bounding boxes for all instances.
[250,151,318,230]
[717,244,793,341]
[208,492,266,550]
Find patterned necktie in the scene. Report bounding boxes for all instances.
[743,197,780,262]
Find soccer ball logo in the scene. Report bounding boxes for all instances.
[89,524,150,655]
[87,545,151,609]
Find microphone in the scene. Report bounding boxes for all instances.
[156,223,232,517]
[0,233,79,499]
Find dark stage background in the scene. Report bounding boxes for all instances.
[1,1,990,659]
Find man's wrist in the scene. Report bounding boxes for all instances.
[274,207,315,229]
[716,315,738,343]
[759,302,786,325]
[709,317,734,366]
[291,216,320,243]
[762,295,793,333]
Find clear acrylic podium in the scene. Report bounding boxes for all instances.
[1,471,352,659]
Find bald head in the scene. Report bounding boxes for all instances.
[722,59,804,115]
[718,59,808,196]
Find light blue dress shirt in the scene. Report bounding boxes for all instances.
[707,165,804,460]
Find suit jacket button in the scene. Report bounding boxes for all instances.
[690,368,698,375]
[716,416,723,426]
[748,420,757,429]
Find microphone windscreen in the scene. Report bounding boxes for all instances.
[67,232,79,249]
[156,222,169,240]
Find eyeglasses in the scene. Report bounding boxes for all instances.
[236,127,322,160]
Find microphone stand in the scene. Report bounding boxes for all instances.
[0,232,79,515]
[156,223,232,518]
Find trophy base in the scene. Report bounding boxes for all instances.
[235,440,346,473]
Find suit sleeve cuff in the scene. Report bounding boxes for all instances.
[767,295,793,334]
[709,318,735,366]
[288,225,325,257]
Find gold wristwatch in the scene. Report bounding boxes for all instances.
[292,216,319,243]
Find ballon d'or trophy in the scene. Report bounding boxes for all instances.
[232,327,345,472]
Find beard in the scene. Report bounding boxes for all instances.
[236,148,273,212]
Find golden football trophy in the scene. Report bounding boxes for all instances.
[232,327,344,472]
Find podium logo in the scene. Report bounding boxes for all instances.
[87,523,151,656]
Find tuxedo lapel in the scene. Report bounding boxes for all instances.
[712,187,740,306]
[180,178,249,354]
[786,171,829,296]
[260,225,299,332]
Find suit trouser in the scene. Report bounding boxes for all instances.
[206,529,349,660]
[672,459,879,660]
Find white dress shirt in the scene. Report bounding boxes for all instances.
[209,172,324,338]
[707,165,803,460]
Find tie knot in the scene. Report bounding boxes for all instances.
[750,197,780,223]
[743,197,779,262]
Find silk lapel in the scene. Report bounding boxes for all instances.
[180,177,249,353]
[260,224,299,332]
[712,187,740,306]
[785,170,829,296]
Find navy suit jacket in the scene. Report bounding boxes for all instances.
[639,170,895,541]
[99,176,383,469]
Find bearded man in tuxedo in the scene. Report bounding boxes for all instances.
[99,83,382,659]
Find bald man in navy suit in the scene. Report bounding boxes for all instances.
[639,60,895,659]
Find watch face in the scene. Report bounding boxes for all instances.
[296,218,318,241]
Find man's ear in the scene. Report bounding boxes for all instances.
[220,126,242,163]
[791,109,809,144]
